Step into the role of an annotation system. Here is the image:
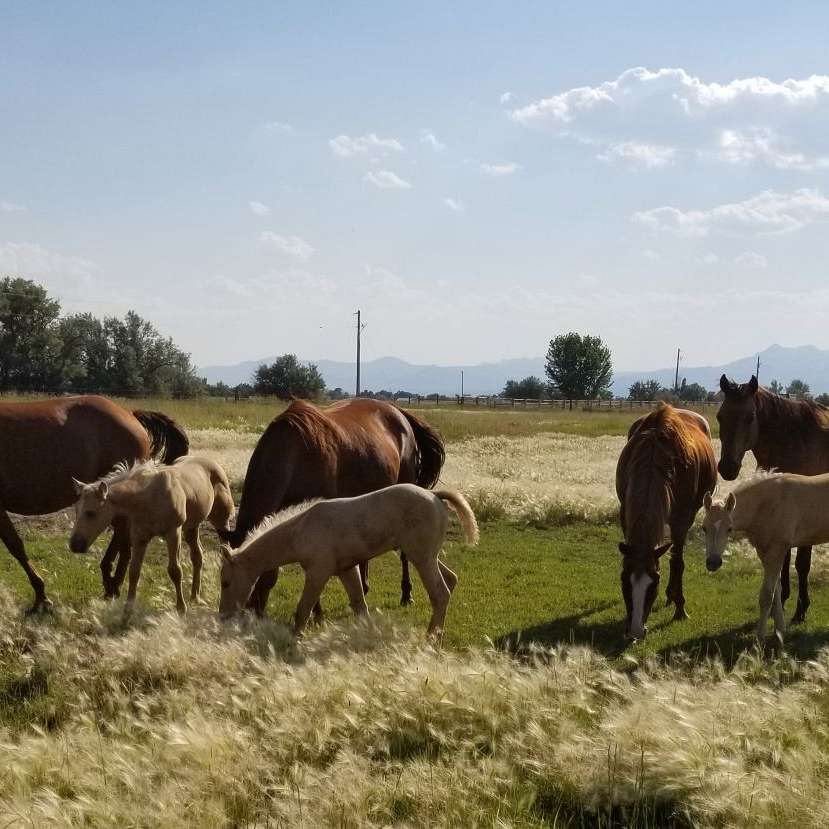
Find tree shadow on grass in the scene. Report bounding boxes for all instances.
[496,601,630,659]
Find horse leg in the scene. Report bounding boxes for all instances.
[99,530,119,599]
[0,510,50,613]
[792,546,812,624]
[438,560,458,593]
[165,527,186,615]
[123,537,150,621]
[409,553,451,639]
[359,561,370,595]
[338,565,369,618]
[667,523,689,621]
[292,568,330,636]
[400,552,413,606]
[109,517,132,599]
[246,568,279,617]
[757,551,783,643]
[184,525,203,603]
[780,549,792,607]
[772,574,786,650]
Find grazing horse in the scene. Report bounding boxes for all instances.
[219,484,478,638]
[221,398,445,616]
[703,472,829,646]
[717,375,829,623]
[0,395,189,611]
[70,457,234,618]
[615,404,717,639]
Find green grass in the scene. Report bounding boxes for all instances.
[7,518,824,661]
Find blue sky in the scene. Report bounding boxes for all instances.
[2,2,829,372]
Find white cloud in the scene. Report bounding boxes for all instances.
[735,250,768,268]
[697,252,720,265]
[329,133,404,158]
[633,189,829,237]
[500,91,514,104]
[262,121,294,135]
[596,141,676,168]
[248,201,270,216]
[364,170,412,190]
[443,197,465,212]
[0,241,100,299]
[0,201,26,213]
[419,130,446,151]
[511,67,829,169]
[259,232,315,260]
[480,161,520,176]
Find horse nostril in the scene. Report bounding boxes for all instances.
[707,559,722,572]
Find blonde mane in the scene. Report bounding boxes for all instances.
[235,499,323,553]
[98,459,161,486]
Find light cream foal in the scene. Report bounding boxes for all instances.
[219,483,478,638]
[702,471,829,645]
[70,457,234,618]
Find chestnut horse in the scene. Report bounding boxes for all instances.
[717,375,829,623]
[221,398,445,616]
[616,404,717,639]
[0,395,189,611]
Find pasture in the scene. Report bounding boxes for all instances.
[4,399,829,827]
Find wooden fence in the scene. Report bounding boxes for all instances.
[394,394,719,411]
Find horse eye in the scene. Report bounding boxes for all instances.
[84,510,96,518]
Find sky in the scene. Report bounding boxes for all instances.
[2,2,829,373]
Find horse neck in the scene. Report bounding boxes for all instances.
[754,391,827,472]
[624,461,671,547]
[234,522,298,578]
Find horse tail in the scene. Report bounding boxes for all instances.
[132,409,190,464]
[400,409,445,488]
[434,489,479,545]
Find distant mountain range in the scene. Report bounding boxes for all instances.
[198,344,829,397]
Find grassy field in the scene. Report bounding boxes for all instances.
[5,400,829,828]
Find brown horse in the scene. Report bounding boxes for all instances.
[717,374,829,622]
[221,398,445,615]
[0,395,189,611]
[616,404,717,639]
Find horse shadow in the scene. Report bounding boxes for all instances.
[496,601,629,659]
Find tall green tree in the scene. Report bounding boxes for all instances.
[545,333,613,399]
[502,376,546,399]
[253,354,326,399]
[787,378,810,399]
[628,379,663,401]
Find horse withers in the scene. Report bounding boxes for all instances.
[616,404,717,640]
[0,395,188,611]
[717,375,829,623]
[703,471,829,647]
[222,398,445,616]
[219,483,478,639]
[70,456,234,618]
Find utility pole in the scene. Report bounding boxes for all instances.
[674,348,681,393]
[756,353,761,383]
[354,310,364,397]
[461,370,464,401]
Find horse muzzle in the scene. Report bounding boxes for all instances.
[68,534,88,554]
[717,458,740,481]
[706,556,722,572]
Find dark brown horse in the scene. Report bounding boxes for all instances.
[0,395,189,611]
[717,374,829,622]
[616,404,717,639]
[221,397,445,616]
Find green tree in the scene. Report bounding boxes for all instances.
[0,277,62,390]
[545,333,613,399]
[628,379,663,401]
[502,375,546,399]
[677,379,708,402]
[786,378,810,399]
[253,354,326,399]
[768,379,784,395]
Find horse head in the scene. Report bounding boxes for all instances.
[68,479,115,554]
[716,374,759,480]
[619,541,671,640]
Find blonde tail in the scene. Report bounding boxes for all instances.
[434,490,479,545]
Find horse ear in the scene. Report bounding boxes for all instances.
[748,375,759,394]
[703,491,712,510]
[725,492,737,512]
[96,481,109,501]
[719,374,730,394]
[220,544,233,564]
[71,477,85,496]
[655,543,672,559]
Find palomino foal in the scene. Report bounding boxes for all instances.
[70,456,234,618]
[219,483,478,638]
[703,471,829,646]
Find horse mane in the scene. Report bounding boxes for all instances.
[235,498,322,553]
[100,459,161,485]
[624,404,697,542]
[755,388,829,439]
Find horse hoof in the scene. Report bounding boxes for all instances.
[664,595,674,608]
[25,599,54,616]
[672,608,689,622]
[791,613,806,625]
[400,596,414,607]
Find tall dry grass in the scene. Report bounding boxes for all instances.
[0,585,828,828]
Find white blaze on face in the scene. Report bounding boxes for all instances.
[630,571,653,636]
